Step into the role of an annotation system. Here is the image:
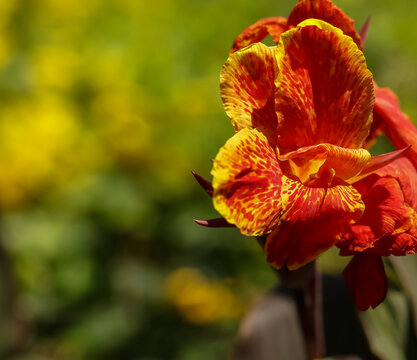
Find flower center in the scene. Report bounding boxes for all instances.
[278,143,371,188]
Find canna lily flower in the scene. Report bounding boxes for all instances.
[210,19,382,271]
[195,0,417,310]
[337,89,417,310]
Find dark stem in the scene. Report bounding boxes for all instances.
[300,261,325,359]
[257,236,325,359]
[277,261,325,359]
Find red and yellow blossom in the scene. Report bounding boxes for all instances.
[337,89,417,310]
[195,0,417,311]
[212,19,378,271]
[338,157,417,310]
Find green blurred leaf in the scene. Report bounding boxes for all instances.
[390,255,417,333]
[359,289,409,360]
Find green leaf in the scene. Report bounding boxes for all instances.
[359,289,409,360]
[390,254,417,333]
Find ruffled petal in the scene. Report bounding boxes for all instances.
[287,0,362,49]
[389,232,417,256]
[372,157,417,210]
[275,20,374,152]
[343,255,387,310]
[338,224,375,255]
[369,232,417,257]
[211,128,282,236]
[374,86,417,168]
[339,157,417,257]
[339,174,410,255]
[279,143,370,187]
[356,175,409,238]
[230,17,289,54]
[351,209,417,257]
[265,175,364,270]
[221,43,278,142]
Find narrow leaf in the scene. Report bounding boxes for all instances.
[194,218,235,228]
[359,17,371,46]
[191,170,213,196]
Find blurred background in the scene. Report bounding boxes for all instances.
[0,0,416,359]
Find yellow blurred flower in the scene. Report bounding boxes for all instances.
[0,30,13,68]
[164,268,243,325]
[90,89,150,164]
[0,95,106,209]
[0,0,17,68]
[35,0,98,22]
[30,45,81,91]
[83,50,133,92]
[0,0,18,23]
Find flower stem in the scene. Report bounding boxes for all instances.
[301,261,325,359]
[257,237,326,358]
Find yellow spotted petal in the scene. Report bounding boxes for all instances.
[274,19,374,152]
[211,128,282,236]
[220,43,278,143]
[265,175,364,270]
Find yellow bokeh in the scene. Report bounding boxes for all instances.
[0,30,13,68]
[0,0,16,68]
[30,45,81,91]
[90,89,150,164]
[0,95,106,209]
[35,0,98,22]
[0,0,18,23]
[164,268,243,325]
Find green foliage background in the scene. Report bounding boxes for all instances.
[0,0,416,359]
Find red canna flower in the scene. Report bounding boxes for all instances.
[211,18,395,271]
[338,89,417,310]
[195,0,417,310]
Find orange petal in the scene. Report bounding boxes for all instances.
[338,224,376,255]
[388,232,417,256]
[287,0,362,49]
[363,112,384,149]
[230,17,289,55]
[374,86,417,168]
[339,158,417,256]
[366,176,408,235]
[275,20,374,152]
[366,232,417,257]
[211,128,282,236]
[265,175,364,270]
[221,43,278,143]
[343,175,409,247]
[279,143,370,186]
[347,146,410,184]
[343,255,387,310]
[373,157,417,210]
